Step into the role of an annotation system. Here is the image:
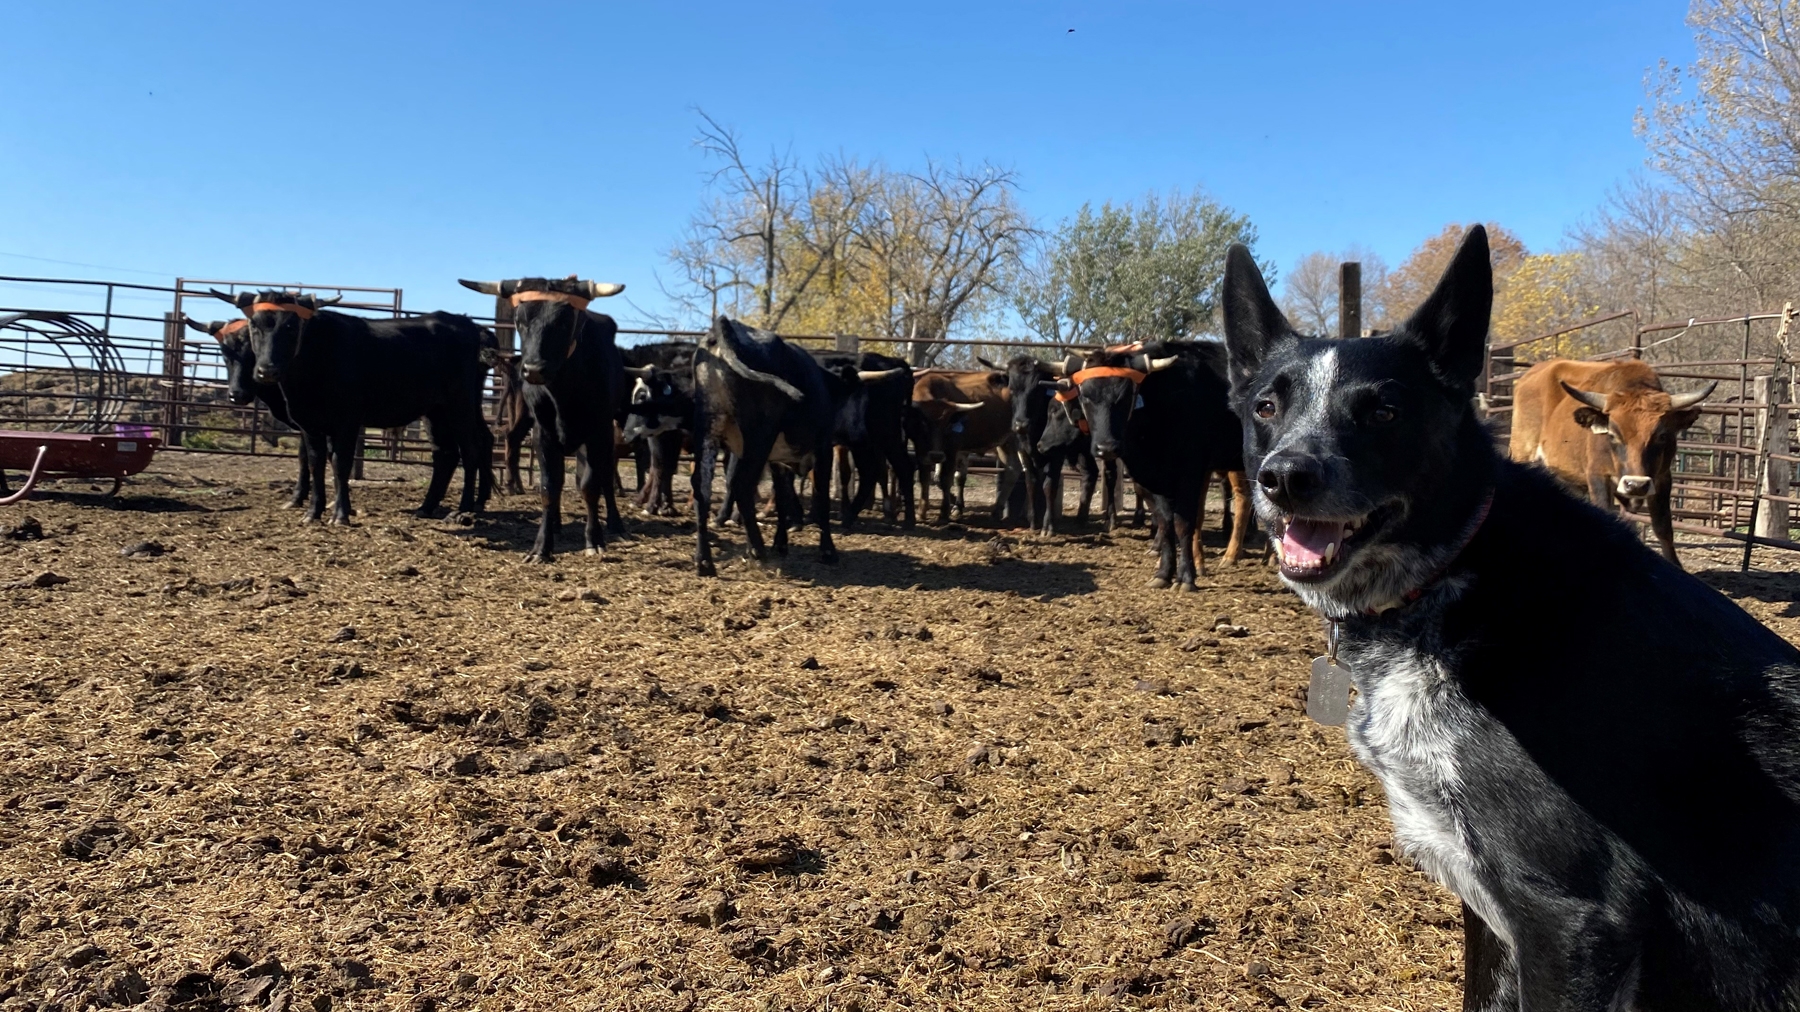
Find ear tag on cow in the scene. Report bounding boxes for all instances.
[951,420,965,433]
[1307,622,1353,726]
[1134,394,1144,409]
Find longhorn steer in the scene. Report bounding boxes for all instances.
[187,316,315,508]
[909,369,1024,525]
[218,290,494,525]
[690,315,873,575]
[1065,341,1251,589]
[810,350,914,528]
[459,276,629,562]
[986,354,1100,534]
[620,341,699,517]
[1510,358,1714,566]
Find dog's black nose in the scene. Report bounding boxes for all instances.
[1258,453,1325,511]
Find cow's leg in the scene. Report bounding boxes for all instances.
[1038,449,1059,536]
[599,430,625,536]
[770,468,796,556]
[935,456,955,525]
[731,446,773,562]
[472,424,494,511]
[328,428,357,526]
[414,417,457,519]
[287,434,311,509]
[1148,495,1177,589]
[813,440,838,564]
[505,419,530,495]
[1077,451,1097,523]
[692,428,718,577]
[633,440,650,493]
[658,432,682,514]
[1019,452,1041,533]
[1225,470,1252,563]
[576,445,606,557]
[300,427,331,523]
[717,452,740,526]
[1102,459,1120,532]
[1651,485,1681,568]
[1182,483,1204,587]
[528,431,566,563]
[889,444,916,528]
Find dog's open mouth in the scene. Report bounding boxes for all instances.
[1276,506,1392,581]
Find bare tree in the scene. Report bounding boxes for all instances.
[1279,246,1390,337]
[856,162,1034,365]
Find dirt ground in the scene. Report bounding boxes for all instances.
[3,451,1797,1012]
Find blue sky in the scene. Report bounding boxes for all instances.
[0,1,1692,330]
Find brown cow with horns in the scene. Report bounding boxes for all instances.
[1509,358,1714,567]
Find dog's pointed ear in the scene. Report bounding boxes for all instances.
[1396,225,1492,391]
[1221,244,1297,392]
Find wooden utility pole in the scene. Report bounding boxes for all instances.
[1339,262,1362,339]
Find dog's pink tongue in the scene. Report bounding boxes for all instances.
[1281,517,1347,567]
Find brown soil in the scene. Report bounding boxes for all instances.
[4,451,1793,1011]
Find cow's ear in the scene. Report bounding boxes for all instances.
[1573,407,1610,435]
[1221,243,1297,392]
[1396,226,1491,392]
[987,371,1006,386]
[1667,407,1703,434]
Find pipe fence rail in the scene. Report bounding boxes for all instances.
[0,273,1094,487]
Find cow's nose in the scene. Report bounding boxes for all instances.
[254,367,280,384]
[1258,453,1326,512]
[1618,475,1654,497]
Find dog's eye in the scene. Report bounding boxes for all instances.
[1370,405,1398,425]
[1254,399,1277,420]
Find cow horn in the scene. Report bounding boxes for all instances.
[314,295,343,308]
[622,365,655,379]
[857,367,907,382]
[1669,381,1717,410]
[182,317,218,335]
[976,356,999,370]
[1036,379,1065,391]
[582,281,625,299]
[944,401,985,411]
[1045,360,1066,378]
[459,279,503,296]
[1560,382,1609,412]
[209,288,255,309]
[0,313,27,330]
[1146,355,1179,372]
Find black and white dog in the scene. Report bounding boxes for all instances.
[1222,226,1800,1009]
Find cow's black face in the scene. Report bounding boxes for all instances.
[1223,229,1494,617]
[1002,358,1047,439]
[1076,375,1138,460]
[249,309,305,385]
[515,301,582,384]
[217,337,259,405]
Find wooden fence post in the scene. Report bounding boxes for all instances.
[1339,262,1361,340]
[1754,374,1791,541]
[161,312,185,446]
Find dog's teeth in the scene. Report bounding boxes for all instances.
[1323,542,1337,563]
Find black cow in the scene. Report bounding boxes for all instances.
[986,354,1105,534]
[691,315,866,576]
[811,349,914,528]
[489,353,536,496]
[1064,341,1250,589]
[620,341,699,517]
[458,276,628,563]
[215,290,494,525]
[187,316,313,508]
[1035,377,1105,533]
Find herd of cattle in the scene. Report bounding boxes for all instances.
[183,276,1718,578]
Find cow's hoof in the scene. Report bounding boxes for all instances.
[584,547,601,557]
[819,549,839,565]
[1147,576,1171,589]
[523,552,550,564]
[696,560,717,578]
[1177,581,1198,593]
[282,499,305,510]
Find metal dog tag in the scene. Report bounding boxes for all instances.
[1307,621,1352,726]
[1307,656,1353,726]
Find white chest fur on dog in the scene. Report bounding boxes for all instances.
[1346,640,1515,949]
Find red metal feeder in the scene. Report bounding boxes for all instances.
[0,428,162,503]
